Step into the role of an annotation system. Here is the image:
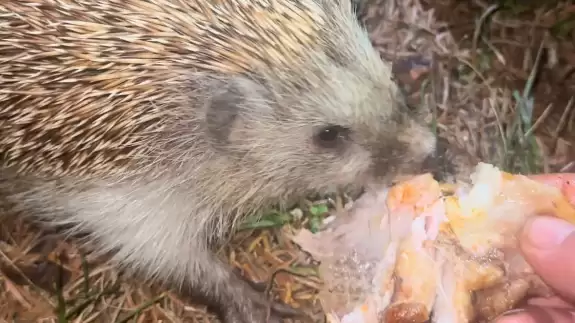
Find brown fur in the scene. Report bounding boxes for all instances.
[0,0,436,322]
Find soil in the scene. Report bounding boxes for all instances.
[1,1,574,323]
[389,0,574,172]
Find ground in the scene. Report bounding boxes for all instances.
[1,1,574,322]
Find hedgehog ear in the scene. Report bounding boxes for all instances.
[205,76,268,145]
[205,81,242,143]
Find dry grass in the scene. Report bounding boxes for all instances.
[1,0,574,322]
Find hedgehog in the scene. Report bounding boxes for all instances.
[0,0,437,322]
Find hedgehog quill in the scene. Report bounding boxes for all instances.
[0,1,436,322]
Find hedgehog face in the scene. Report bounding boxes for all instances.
[194,0,437,197]
[200,70,436,198]
[302,65,438,190]
[289,81,437,193]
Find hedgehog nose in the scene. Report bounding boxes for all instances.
[364,175,391,192]
[368,136,437,183]
[369,154,402,183]
[421,137,456,182]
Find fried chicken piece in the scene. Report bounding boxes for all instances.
[291,164,575,323]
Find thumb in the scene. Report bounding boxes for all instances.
[520,216,575,302]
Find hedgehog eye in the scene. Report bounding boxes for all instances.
[314,125,350,149]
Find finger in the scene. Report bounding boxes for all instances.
[528,297,574,309]
[520,216,575,302]
[495,305,575,323]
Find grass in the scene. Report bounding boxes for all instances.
[496,40,544,174]
[240,201,330,234]
[467,0,543,174]
[2,0,575,322]
[467,1,574,175]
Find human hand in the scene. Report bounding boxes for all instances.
[496,174,575,323]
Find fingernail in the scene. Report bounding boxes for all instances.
[500,309,525,316]
[491,309,526,323]
[524,216,575,249]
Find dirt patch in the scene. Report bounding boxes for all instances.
[1,1,574,323]
[416,0,574,172]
